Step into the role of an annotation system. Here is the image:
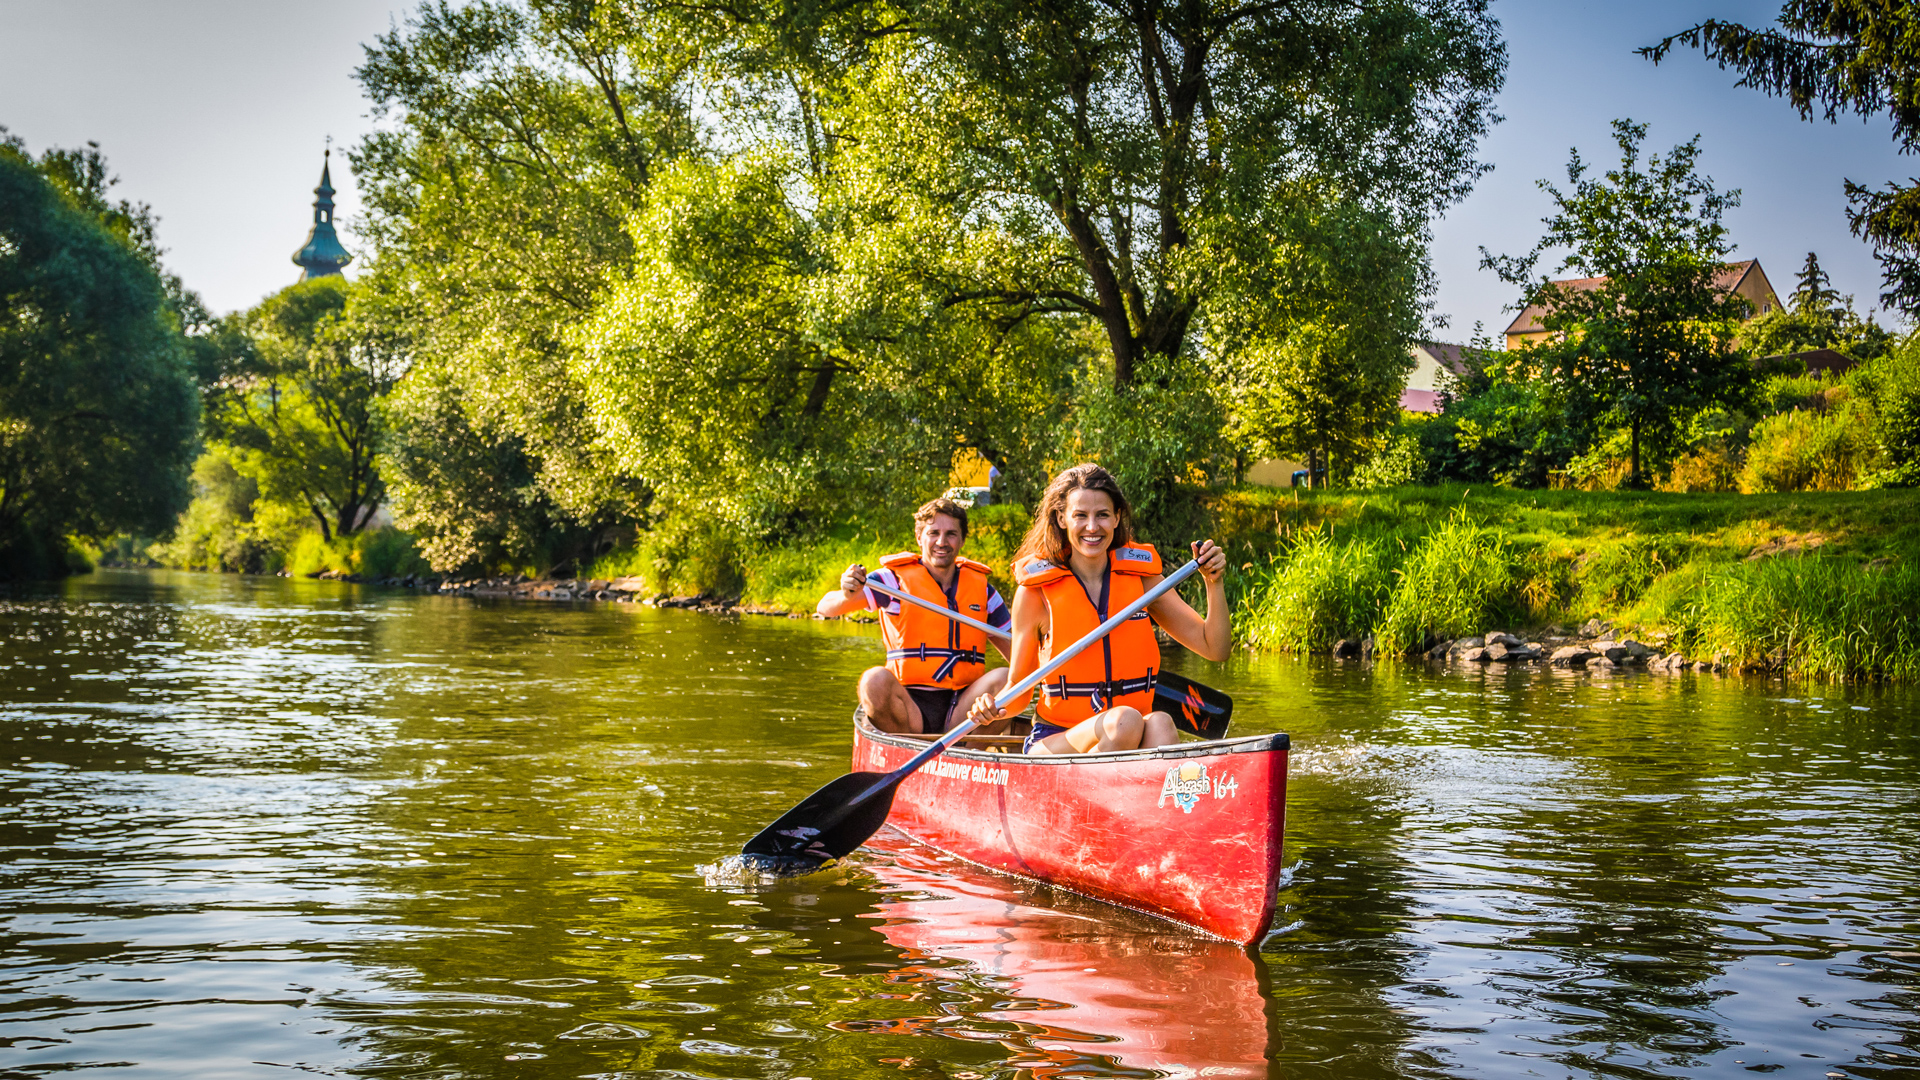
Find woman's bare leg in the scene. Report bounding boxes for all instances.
[1035,706,1145,754]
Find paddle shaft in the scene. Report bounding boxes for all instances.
[861,576,1009,641]
[846,558,1201,808]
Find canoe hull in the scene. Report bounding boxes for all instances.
[851,720,1289,944]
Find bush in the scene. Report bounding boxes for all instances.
[1374,515,1524,653]
[1856,345,1920,487]
[1739,407,1875,492]
[1659,442,1741,492]
[283,528,430,578]
[1239,529,1395,650]
[1350,428,1426,489]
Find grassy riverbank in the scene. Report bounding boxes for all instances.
[607,485,1920,680]
[1220,486,1920,680]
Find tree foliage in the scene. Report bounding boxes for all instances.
[1211,197,1425,483]
[1484,120,1754,486]
[352,0,1505,560]
[352,0,701,570]
[1643,3,1920,314]
[1740,250,1891,362]
[0,135,198,577]
[204,278,402,543]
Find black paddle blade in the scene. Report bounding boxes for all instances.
[740,771,901,865]
[1155,671,1233,740]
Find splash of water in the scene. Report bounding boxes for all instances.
[699,853,837,888]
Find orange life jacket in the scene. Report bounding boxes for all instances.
[1013,542,1163,725]
[878,551,994,690]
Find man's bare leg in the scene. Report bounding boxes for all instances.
[857,666,921,733]
[951,668,1009,734]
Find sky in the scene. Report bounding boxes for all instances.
[1,0,1911,332]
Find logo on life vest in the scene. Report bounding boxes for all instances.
[1158,762,1237,813]
[1116,547,1153,563]
[968,604,982,611]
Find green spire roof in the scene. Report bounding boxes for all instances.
[291,150,353,281]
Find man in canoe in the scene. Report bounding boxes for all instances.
[816,497,1011,735]
[969,463,1230,754]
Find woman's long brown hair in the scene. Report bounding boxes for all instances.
[1013,463,1135,568]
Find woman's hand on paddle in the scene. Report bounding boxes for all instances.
[966,692,1007,727]
[1190,539,1227,585]
[840,564,868,595]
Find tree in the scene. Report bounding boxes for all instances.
[1209,197,1426,486]
[353,0,700,570]
[1484,120,1754,487]
[1643,4,1920,315]
[1740,250,1891,362]
[799,0,1505,389]
[0,136,198,577]
[207,278,402,543]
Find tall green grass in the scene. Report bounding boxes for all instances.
[1687,556,1920,680]
[1375,516,1527,653]
[1238,529,1395,651]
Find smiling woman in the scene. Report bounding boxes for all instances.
[974,464,1231,754]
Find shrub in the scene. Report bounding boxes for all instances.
[1350,428,1426,489]
[1238,529,1395,650]
[1660,442,1741,492]
[1374,515,1524,653]
[1856,345,1920,487]
[1739,408,1874,492]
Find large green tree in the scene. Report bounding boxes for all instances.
[353,0,701,570]
[207,278,402,543]
[806,0,1505,389]
[0,136,198,577]
[1485,120,1755,487]
[1643,3,1920,315]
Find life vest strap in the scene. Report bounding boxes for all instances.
[1040,672,1158,712]
[885,645,987,683]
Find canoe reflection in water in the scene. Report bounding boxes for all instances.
[832,837,1269,1078]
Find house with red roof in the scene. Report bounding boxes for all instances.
[1502,259,1782,352]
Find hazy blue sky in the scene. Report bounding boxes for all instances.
[2,0,1910,335]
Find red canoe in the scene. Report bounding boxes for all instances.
[850,716,1290,944]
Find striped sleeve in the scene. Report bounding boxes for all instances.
[984,585,1011,629]
[860,568,903,615]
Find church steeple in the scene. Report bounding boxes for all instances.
[291,149,352,281]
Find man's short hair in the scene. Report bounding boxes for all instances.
[913,497,970,539]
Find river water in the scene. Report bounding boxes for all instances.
[1,570,1916,1080]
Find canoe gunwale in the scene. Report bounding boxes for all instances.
[854,714,1288,764]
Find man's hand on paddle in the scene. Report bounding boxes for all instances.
[816,564,873,618]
